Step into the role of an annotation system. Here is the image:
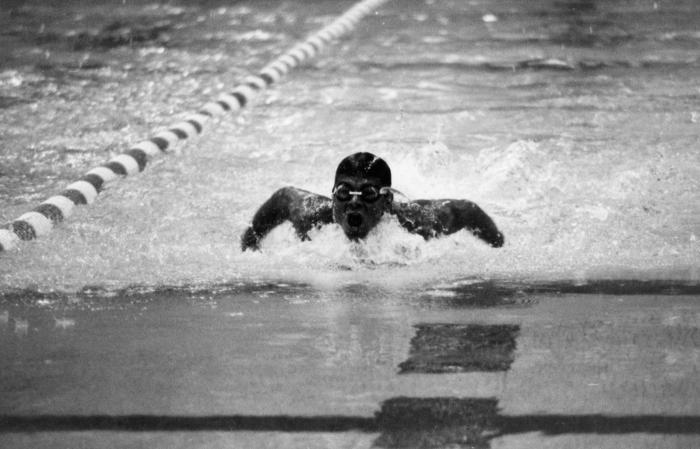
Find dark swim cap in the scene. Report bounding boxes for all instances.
[334,152,391,187]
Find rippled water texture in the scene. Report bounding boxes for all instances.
[1,0,699,292]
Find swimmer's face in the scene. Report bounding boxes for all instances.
[332,175,392,240]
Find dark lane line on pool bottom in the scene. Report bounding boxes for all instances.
[2,406,699,440]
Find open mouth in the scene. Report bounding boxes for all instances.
[347,212,363,228]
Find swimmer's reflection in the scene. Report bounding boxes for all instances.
[420,281,537,308]
[0,308,75,339]
[550,0,632,48]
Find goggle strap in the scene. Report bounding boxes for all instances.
[380,186,411,202]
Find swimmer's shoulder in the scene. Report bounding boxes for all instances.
[269,186,331,204]
[276,186,332,223]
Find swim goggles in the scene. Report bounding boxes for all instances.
[332,184,391,203]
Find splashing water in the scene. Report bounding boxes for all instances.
[1,0,699,295]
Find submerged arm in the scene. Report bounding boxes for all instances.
[241,187,333,251]
[393,199,504,247]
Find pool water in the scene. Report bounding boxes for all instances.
[1,0,699,290]
[1,0,699,448]
[2,282,700,448]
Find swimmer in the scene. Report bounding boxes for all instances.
[241,152,504,251]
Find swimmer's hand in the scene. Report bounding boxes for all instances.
[241,227,261,251]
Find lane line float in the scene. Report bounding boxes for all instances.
[0,0,389,252]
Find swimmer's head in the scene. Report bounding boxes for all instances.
[333,152,391,188]
[332,152,394,240]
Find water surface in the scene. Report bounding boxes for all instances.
[1,0,698,291]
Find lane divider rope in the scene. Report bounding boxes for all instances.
[0,0,389,252]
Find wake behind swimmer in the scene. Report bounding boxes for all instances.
[241,152,504,251]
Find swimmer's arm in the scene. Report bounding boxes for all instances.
[241,187,333,251]
[441,199,504,247]
[394,199,504,247]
